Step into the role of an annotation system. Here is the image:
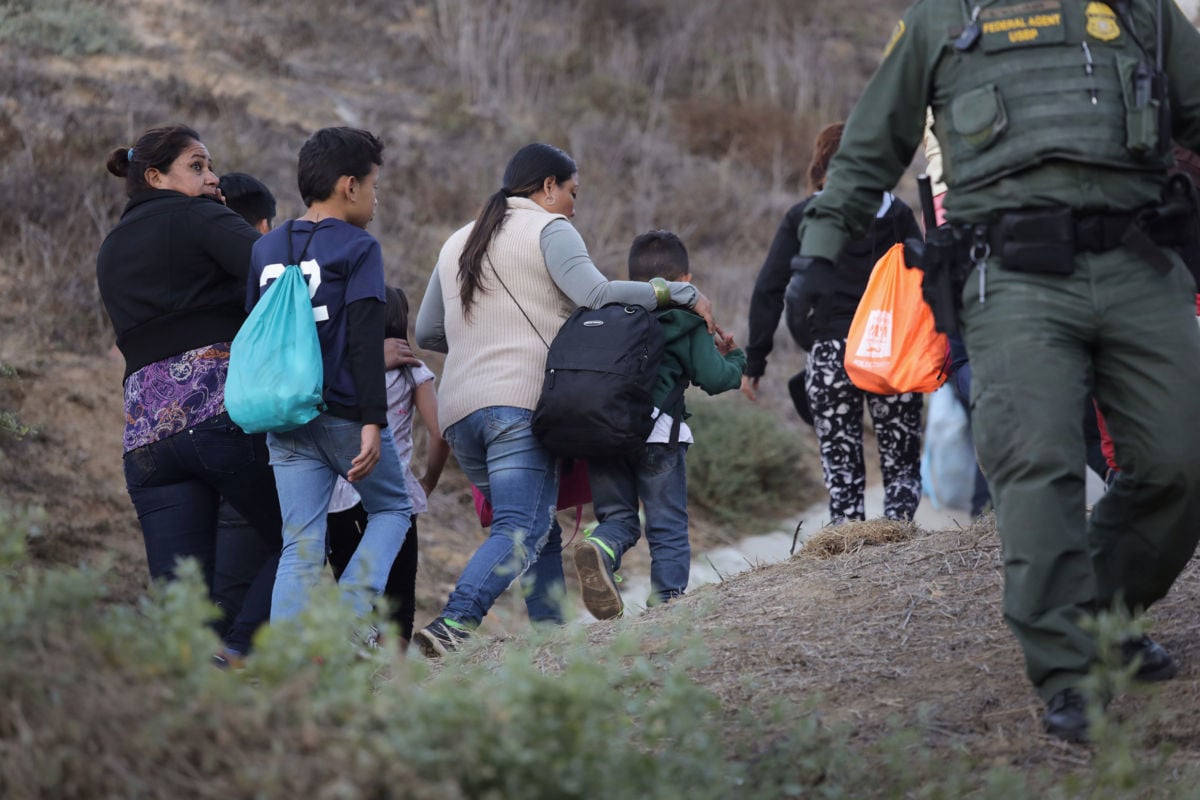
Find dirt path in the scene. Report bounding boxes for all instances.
[610,484,974,618]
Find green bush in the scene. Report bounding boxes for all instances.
[0,505,748,799]
[685,393,822,530]
[0,364,38,441]
[0,0,135,56]
[2,505,1197,799]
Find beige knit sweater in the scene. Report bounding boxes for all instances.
[434,197,574,432]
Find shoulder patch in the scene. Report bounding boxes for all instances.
[883,20,906,58]
[1086,2,1121,42]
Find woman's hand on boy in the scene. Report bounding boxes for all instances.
[714,325,736,356]
[690,290,716,333]
[347,424,382,482]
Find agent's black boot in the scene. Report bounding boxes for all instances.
[1042,688,1090,743]
[1121,636,1177,682]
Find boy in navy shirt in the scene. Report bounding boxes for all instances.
[247,127,412,635]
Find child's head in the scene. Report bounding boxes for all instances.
[628,230,690,283]
[297,127,384,225]
[219,172,276,233]
[384,286,410,340]
[807,122,845,193]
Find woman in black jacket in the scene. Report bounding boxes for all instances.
[743,122,924,523]
[96,124,281,663]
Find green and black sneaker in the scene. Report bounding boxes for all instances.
[573,536,624,620]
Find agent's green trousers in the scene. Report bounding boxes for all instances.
[962,245,1200,701]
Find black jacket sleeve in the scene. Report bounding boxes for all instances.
[893,198,923,245]
[745,199,810,377]
[190,198,260,281]
[344,298,388,426]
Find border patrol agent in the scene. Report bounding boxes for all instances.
[793,0,1200,742]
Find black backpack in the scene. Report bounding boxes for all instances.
[532,304,684,459]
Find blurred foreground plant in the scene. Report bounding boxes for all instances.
[0,504,1196,800]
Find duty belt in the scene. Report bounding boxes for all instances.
[975,209,1139,256]
[960,205,1179,276]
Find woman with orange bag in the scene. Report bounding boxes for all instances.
[744,122,924,523]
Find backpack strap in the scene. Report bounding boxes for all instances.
[288,219,324,267]
[489,256,551,349]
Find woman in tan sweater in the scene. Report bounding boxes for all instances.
[413,142,712,656]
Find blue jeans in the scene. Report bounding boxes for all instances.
[123,411,281,651]
[587,443,690,603]
[266,413,412,621]
[951,361,992,517]
[327,505,421,640]
[442,406,562,627]
[523,517,565,625]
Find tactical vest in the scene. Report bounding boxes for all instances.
[932,0,1173,192]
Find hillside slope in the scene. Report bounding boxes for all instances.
[6,3,1200,791]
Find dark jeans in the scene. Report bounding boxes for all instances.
[328,505,420,640]
[124,411,282,652]
[588,444,691,603]
[213,499,277,650]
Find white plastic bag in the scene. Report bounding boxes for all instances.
[920,384,977,511]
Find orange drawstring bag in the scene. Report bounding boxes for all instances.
[844,242,949,395]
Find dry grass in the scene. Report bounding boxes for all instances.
[454,512,1200,773]
[801,517,921,558]
[0,0,910,352]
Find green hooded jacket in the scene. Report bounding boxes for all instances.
[653,308,746,417]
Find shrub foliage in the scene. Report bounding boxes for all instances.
[686,394,822,529]
[2,506,1197,799]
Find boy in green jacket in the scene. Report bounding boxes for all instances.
[574,230,746,619]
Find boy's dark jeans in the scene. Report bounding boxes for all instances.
[587,443,690,604]
[124,411,282,652]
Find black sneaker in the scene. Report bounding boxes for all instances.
[1121,635,1177,682]
[1042,688,1090,743]
[573,537,624,620]
[414,618,471,658]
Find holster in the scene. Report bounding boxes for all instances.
[1132,173,1200,279]
[911,227,971,336]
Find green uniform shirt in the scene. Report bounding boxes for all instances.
[800,0,1200,262]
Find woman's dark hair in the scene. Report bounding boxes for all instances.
[384,285,410,340]
[807,122,845,193]
[297,127,384,207]
[457,142,577,316]
[106,124,202,196]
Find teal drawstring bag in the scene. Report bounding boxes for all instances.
[226,221,326,433]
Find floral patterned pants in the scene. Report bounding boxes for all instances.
[805,338,923,522]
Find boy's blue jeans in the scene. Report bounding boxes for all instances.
[442,406,563,627]
[266,413,412,622]
[587,443,690,604]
